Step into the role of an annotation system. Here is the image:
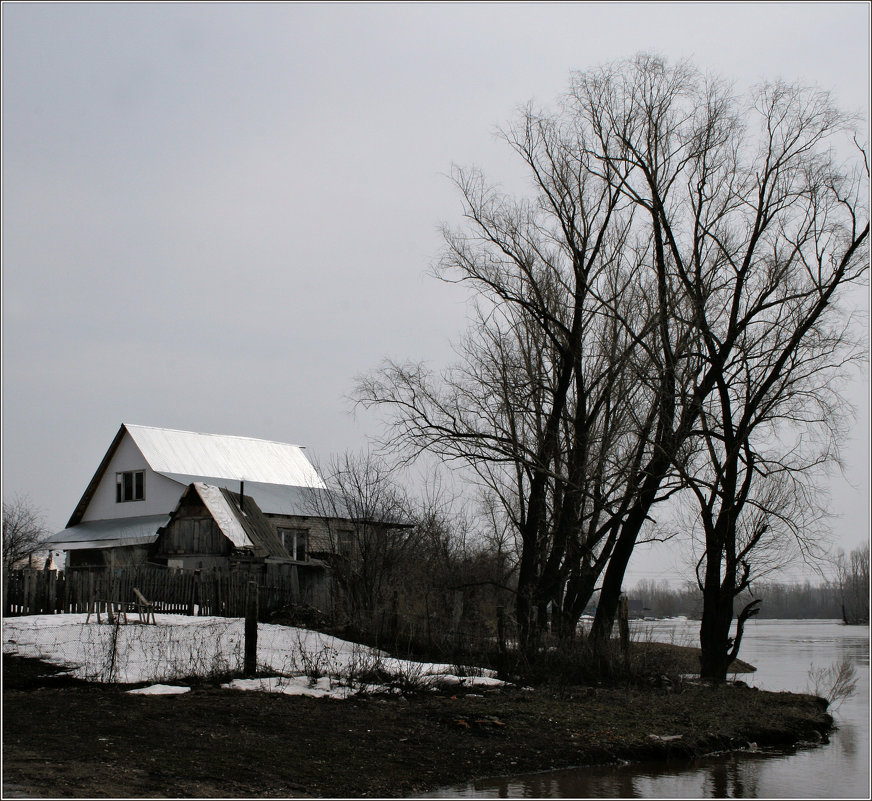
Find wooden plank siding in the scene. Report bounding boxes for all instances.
[153,515,232,560]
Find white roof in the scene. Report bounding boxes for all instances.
[194,483,253,549]
[125,424,326,488]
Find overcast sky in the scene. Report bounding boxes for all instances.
[2,2,869,586]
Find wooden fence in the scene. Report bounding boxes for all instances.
[2,565,329,620]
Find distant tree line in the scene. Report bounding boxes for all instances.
[629,543,869,622]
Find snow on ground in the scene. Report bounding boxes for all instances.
[128,684,191,695]
[1,613,505,698]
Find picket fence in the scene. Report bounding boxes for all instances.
[2,565,326,620]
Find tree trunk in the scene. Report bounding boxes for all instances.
[698,589,734,682]
[515,542,539,657]
[554,569,598,641]
[589,470,663,646]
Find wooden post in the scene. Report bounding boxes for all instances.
[89,571,96,616]
[24,571,34,616]
[47,570,56,614]
[184,573,192,616]
[289,564,300,603]
[244,580,258,677]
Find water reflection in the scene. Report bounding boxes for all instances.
[427,751,786,798]
[423,620,869,799]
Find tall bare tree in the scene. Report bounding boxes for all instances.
[357,105,663,653]
[566,57,869,657]
[358,54,868,667]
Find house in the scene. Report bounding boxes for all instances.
[46,424,353,571]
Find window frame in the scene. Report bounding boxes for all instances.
[115,470,145,503]
[278,528,309,562]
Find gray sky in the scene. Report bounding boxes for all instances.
[2,2,869,586]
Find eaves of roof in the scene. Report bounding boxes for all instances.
[47,514,170,551]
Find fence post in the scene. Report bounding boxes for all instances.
[25,571,35,616]
[244,580,258,677]
[186,573,194,616]
[88,571,96,616]
[47,570,56,613]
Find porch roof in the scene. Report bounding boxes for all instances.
[46,515,170,551]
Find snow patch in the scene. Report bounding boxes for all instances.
[2,613,507,697]
[128,684,191,695]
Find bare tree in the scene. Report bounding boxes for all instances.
[658,78,867,680]
[565,57,869,660]
[358,54,868,668]
[835,543,870,625]
[306,451,417,633]
[3,495,51,569]
[306,453,514,653]
[541,55,714,647]
[357,103,665,654]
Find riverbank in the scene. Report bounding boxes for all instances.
[2,655,833,798]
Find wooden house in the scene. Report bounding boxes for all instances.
[46,424,350,572]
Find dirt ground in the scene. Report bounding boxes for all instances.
[2,654,833,799]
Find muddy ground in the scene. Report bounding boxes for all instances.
[2,654,832,798]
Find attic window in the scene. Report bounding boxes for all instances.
[278,528,308,562]
[116,470,145,502]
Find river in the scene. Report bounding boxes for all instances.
[425,619,870,798]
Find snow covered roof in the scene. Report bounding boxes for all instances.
[194,483,253,549]
[125,424,325,488]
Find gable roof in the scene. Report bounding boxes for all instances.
[172,483,292,560]
[125,425,325,487]
[68,424,327,526]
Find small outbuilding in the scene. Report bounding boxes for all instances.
[150,482,300,572]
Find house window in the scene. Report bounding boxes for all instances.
[278,528,308,562]
[116,470,145,502]
[337,529,354,556]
